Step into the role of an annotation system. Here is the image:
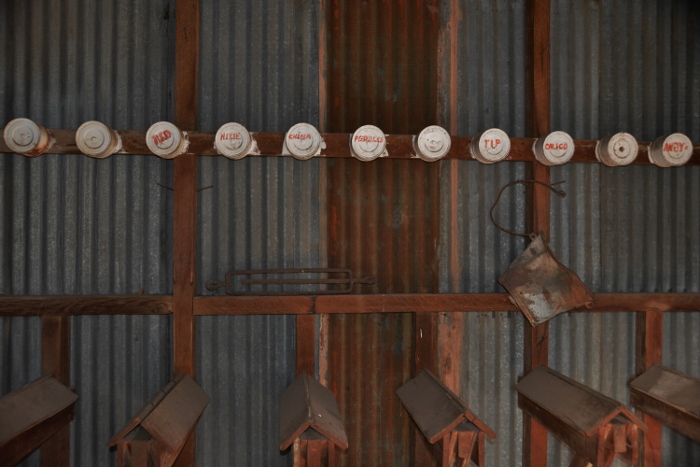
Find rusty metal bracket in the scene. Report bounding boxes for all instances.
[206,268,375,296]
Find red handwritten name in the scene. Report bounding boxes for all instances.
[152,130,172,145]
[545,142,568,151]
[664,142,688,153]
[354,135,384,143]
[220,132,241,141]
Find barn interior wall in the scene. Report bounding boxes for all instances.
[0,0,698,466]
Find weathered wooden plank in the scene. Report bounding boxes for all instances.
[517,367,646,437]
[108,377,181,449]
[318,294,516,314]
[631,364,700,444]
[0,295,172,316]
[397,370,495,444]
[296,315,316,377]
[40,316,71,467]
[140,376,209,456]
[635,311,664,467]
[171,148,197,467]
[398,371,469,444]
[172,0,200,464]
[0,376,77,467]
[524,0,552,462]
[306,438,325,467]
[279,374,348,451]
[41,317,71,387]
[0,293,696,317]
[192,293,700,316]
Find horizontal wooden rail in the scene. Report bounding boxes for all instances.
[0,295,172,316]
[192,293,700,316]
[1,129,699,165]
[0,293,698,316]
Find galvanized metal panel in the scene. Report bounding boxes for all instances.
[446,0,528,137]
[552,0,700,142]
[437,1,528,465]
[198,0,319,133]
[550,1,700,464]
[196,1,320,465]
[70,315,172,466]
[439,161,528,467]
[0,1,174,466]
[196,157,322,467]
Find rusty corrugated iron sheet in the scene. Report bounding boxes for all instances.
[324,0,439,135]
[324,1,440,465]
[326,159,440,466]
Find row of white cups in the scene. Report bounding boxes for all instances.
[3,118,695,167]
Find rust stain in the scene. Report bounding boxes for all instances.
[319,0,328,132]
[323,1,440,464]
[448,0,461,134]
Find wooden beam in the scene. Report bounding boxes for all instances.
[40,316,71,467]
[524,0,551,465]
[296,315,316,377]
[194,294,515,315]
[172,152,198,463]
[635,311,663,467]
[173,0,200,465]
[191,293,700,316]
[0,295,172,316]
[3,130,699,164]
[0,293,697,317]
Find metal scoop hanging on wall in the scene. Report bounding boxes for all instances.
[492,180,594,326]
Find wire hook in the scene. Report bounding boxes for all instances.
[490,179,566,238]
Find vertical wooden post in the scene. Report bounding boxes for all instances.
[296,315,316,377]
[416,2,463,465]
[635,310,663,467]
[524,0,551,466]
[173,0,200,465]
[435,0,463,395]
[40,316,71,467]
[414,313,439,466]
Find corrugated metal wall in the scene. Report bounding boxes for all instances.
[437,1,528,466]
[323,1,441,465]
[196,0,320,465]
[0,0,174,466]
[550,0,700,465]
[1,0,699,465]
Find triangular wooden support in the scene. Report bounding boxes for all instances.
[397,370,496,466]
[279,373,348,451]
[108,375,210,467]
